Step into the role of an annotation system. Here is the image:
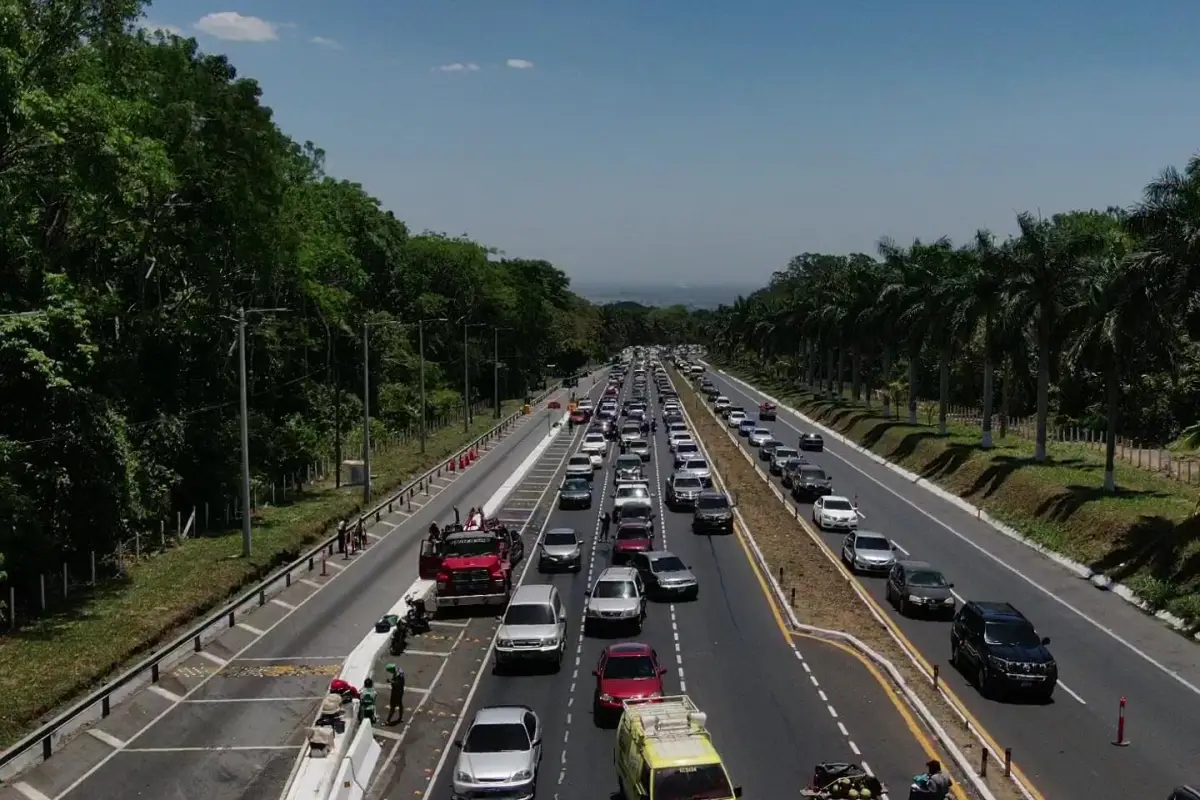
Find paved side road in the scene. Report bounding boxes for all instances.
[702,367,1200,799]
[378,372,966,800]
[0,387,580,800]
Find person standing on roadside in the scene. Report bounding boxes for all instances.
[336,519,347,554]
[385,664,406,725]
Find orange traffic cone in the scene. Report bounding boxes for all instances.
[449,458,456,473]
[459,454,467,470]
[469,447,478,463]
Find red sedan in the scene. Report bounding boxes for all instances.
[611,520,653,564]
[592,642,666,722]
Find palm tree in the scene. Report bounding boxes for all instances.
[952,231,1013,448]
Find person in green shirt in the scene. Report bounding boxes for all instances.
[359,677,378,725]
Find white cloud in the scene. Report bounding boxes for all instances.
[505,58,534,69]
[311,36,342,49]
[139,20,184,36]
[193,12,279,42]
[433,62,481,73]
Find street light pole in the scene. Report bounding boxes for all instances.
[419,319,428,454]
[237,307,253,558]
[494,327,500,419]
[362,322,372,503]
[463,319,471,433]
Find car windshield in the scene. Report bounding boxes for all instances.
[569,457,591,466]
[622,425,641,434]
[603,655,657,679]
[676,444,698,453]
[631,440,649,449]
[619,504,651,520]
[907,569,949,588]
[674,477,702,489]
[444,536,500,557]
[684,460,708,471]
[651,555,687,572]
[823,499,853,511]
[503,604,555,626]
[585,435,604,443]
[984,622,1043,647]
[696,495,728,510]
[562,479,588,491]
[754,429,770,436]
[594,580,637,598]
[618,487,649,499]
[616,525,650,540]
[543,532,577,546]
[463,722,530,753]
[617,456,642,469]
[774,448,798,460]
[653,765,734,800]
[856,536,891,551]
[800,467,827,479]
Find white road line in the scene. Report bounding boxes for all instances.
[891,540,911,557]
[373,728,403,741]
[233,656,345,661]
[712,369,1200,699]
[123,745,302,752]
[148,685,182,702]
[13,783,52,800]
[86,729,125,749]
[271,598,295,610]
[323,560,345,571]
[403,649,453,658]
[1057,680,1088,705]
[431,619,468,628]
[236,622,265,636]
[182,696,325,704]
[196,651,227,667]
[299,578,323,589]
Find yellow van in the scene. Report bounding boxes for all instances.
[613,695,743,800]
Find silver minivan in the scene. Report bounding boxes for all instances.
[495,584,567,672]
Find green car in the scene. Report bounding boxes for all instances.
[558,478,593,510]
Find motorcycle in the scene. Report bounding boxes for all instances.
[404,594,431,634]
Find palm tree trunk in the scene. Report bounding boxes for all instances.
[851,347,862,401]
[907,351,919,425]
[999,356,1010,439]
[836,347,846,399]
[1035,322,1050,461]
[937,349,950,435]
[862,352,872,409]
[1104,362,1119,492]
[981,352,994,449]
[826,349,835,398]
[881,345,893,419]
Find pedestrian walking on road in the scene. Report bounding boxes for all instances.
[600,510,611,542]
[385,664,406,725]
[336,520,347,554]
[354,518,367,551]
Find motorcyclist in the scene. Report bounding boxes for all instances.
[910,760,953,798]
[650,418,657,435]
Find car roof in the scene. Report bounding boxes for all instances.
[598,566,639,581]
[896,559,935,570]
[970,601,1028,623]
[823,494,851,503]
[546,527,578,536]
[855,530,888,540]
[473,705,534,726]
[605,641,652,657]
[510,584,555,604]
[697,489,726,499]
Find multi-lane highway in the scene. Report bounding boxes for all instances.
[697,364,1200,799]
[0,386,585,800]
[403,365,961,800]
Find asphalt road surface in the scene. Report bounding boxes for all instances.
[698,364,1200,799]
[416,370,949,800]
[0,382,593,800]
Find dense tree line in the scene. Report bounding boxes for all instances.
[703,155,1200,492]
[0,3,631,590]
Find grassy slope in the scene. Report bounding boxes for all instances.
[717,361,1200,630]
[0,401,521,747]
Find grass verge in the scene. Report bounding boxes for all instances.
[714,361,1200,632]
[0,400,523,748]
[673,367,1018,800]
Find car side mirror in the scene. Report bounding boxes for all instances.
[657,667,667,676]
[532,736,541,746]
[592,669,599,677]
[947,582,955,588]
[1041,636,1051,645]
[890,541,898,550]
[454,739,463,749]
[734,788,743,798]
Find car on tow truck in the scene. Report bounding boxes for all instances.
[614,455,647,486]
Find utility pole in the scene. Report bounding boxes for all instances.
[494,327,501,419]
[362,322,371,503]
[419,319,428,454]
[463,319,471,433]
[238,307,252,558]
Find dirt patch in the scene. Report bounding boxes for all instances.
[718,363,1200,632]
[672,367,1025,800]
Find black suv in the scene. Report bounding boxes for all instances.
[950,601,1057,701]
[692,490,734,534]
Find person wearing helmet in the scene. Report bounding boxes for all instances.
[359,678,378,724]
[911,760,952,797]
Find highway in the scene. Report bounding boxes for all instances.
[0,387,582,800]
[410,367,956,800]
[698,364,1200,799]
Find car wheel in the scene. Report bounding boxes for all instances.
[884,583,893,605]
[898,596,909,616]
[976,664,991,697]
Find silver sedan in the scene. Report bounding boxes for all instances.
[452,705,542,800]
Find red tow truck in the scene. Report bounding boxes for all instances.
[758,401,777,421]
[419,511,525,608]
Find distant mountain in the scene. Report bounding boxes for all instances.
[572,282,752,310]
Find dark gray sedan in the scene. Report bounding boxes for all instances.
[558,478,592,509]
[886,560,956,617]
[631,550,698,600]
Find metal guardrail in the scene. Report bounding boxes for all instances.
[0,383,564,772]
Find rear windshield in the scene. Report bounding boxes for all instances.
[823,499,853,511]
[653,764,733,800]
[617,456,642,469]
[618,487,649,499]
[799,466,827,478]
[774,448,798,459]
[543,532,577,546]
[593,580,637,598]
[696,495,728,510]
[617,525,650,540]
[684,460,708,470]
[463,722,530,753]
[856,536,890,551]
[673,477,702,489]
[603,655,656,680]
[569,457,591,466]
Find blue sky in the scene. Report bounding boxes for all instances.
[141,0,1200,289]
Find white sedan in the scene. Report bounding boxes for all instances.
[748,428,774,447]
[812,495,859,531]
[726,411,746,429]
[580,434,607,456]
[669,434,694,453]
